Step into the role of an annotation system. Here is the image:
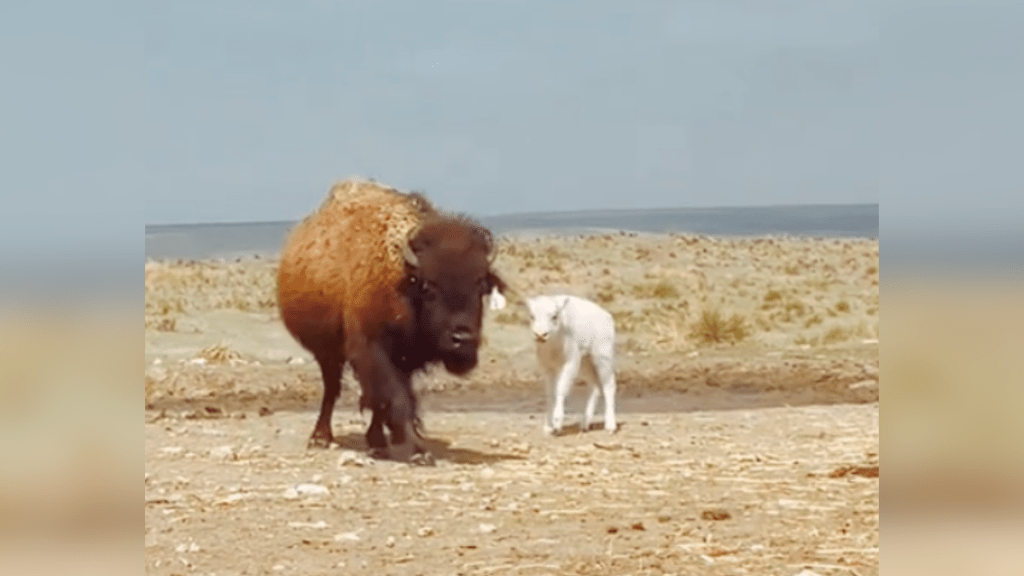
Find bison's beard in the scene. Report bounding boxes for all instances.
[441,349,478,375]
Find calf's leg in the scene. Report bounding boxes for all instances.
[550,348,582,435]
[542,368,557,436]
[580,357,602,432]
[592,354,618,433]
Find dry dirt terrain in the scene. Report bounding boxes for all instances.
[145,232,879,575]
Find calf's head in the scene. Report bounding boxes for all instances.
[403,218,506,375]
[526,296,569,343]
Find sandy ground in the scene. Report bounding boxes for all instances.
[144,232,879,575]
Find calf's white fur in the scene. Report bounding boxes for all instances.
[525,294,617,435]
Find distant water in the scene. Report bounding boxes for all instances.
[145,203,878,261]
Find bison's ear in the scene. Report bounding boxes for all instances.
[470,225,495,257]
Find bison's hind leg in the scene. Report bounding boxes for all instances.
[308,350,344,449]
[366,407,389,459]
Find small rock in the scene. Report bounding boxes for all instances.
[509,442,531,454]
[334,531,361,542]
[687,350,699,357]
[272,565,285,572]
[848,379,878,390]
[288,521,328,529]
[231,412,246,419]
[417,526,435,537]
[794,571,823,576]
[337,451,371,467]
[479,523,497,534]
[174,542,201,553]
[631,522,645,531]
[146,366,168,382]
[209,445,235,461]
[259,407,273,417]
[386,536,396,548]
[161,447,184,456]
[287,356,306,365]
[188,357,207,366]
[294,483,330,497]
[700,554,715,565]
[216,493,248,505]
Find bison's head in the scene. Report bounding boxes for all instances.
[402,218,507,375]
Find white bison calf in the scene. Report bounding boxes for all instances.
[525,294,618,435]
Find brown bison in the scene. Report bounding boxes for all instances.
[276,177,507,461]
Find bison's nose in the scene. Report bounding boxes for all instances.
[450,328,475,348]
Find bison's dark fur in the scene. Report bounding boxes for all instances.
[277,179,506,461]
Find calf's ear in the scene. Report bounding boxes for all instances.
[554,296,570,317]
[488,285,507,311]
[486,271,508,295]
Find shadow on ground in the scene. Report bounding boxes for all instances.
[326,432,527,466]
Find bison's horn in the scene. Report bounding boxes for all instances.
[403,242,419,268]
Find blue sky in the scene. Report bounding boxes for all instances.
[138,0,877,224]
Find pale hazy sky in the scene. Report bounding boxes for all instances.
[137,0,877,225]
[3,0,1022,262]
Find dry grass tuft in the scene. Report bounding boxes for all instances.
[492,308,529,325]
[822,325,854,345]
[147,317,177,332]
[690,309,749,345]
[763,289,783,305]
[146,232,879,355]
[631,280,680,300]
[197,343,244,364]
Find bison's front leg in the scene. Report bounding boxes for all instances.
[365,407,389,459]
[347,336,430,463]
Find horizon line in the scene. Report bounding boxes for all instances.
[146,201,879,229]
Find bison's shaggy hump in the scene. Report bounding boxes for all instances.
[277,177,436,333]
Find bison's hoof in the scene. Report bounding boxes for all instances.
[307,435,334,449]
[367,447,390,460]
